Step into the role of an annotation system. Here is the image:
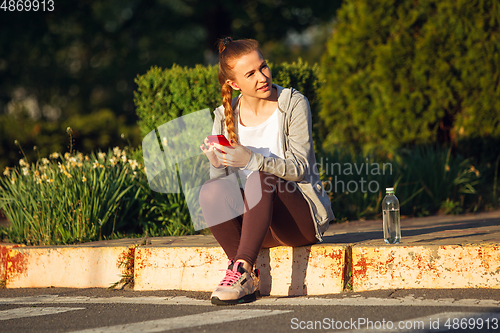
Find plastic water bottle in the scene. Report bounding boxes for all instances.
[382,187,400,244]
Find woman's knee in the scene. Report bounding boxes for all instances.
[199,178,242,208]
[246,171,278,192]
[198,179,222,208]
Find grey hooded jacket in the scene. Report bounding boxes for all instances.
[210,84,334,241]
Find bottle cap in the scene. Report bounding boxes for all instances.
[386,187,394,193]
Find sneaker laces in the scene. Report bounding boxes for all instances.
[218,262,242,286]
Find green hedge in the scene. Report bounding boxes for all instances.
[320,0,500,154]
[133,60,324,149]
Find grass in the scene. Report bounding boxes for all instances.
[321,145,485,221]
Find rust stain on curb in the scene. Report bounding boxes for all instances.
[0,245,8,283]
[0,244,27,287]
[110,245,137,289]
[352,244,500,292]
[6,248,28,279]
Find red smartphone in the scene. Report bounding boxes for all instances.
[206,135,234,148]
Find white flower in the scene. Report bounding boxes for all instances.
[68,158,77,168]
[37,179,42,184]
[109,157,117,167]
[11,178,16,184]
[128,159,138,170]
[121,155,127,163]
[92,160,99,169]
[50,152,59,159]
[22,167,29,176]
[82,176,87,182]
[46,178,53,183]
[19,159,27,167]
[64,152,71,160]
[41,158,50,165]
[98,152,106,161]
[113,147,121,157]
[58,162,66,172]
[3,167,10,177]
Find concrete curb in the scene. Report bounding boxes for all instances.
[134,245,347,296]
[2,209,500,294]
[352,244,500,292]
[0,244,128,289]
[2,242,500,293]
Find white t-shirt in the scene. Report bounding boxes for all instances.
[238,105,284,178]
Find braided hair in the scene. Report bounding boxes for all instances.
[218,37,260,144]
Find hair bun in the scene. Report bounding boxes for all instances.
[222,37,232,47]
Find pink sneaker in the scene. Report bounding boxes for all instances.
[211,261,260,305]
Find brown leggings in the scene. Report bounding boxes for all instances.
[199,171,318,267]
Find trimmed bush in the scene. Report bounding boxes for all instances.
[134,64,221,139]
[320,0,500,154]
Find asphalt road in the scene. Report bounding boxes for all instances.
[1,288,499,332]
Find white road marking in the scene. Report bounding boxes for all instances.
[0,295,498,307]
[339,311,500,333]
[0,295,208,306]
[0,306,85,320]
[250,295,500,308]
[68,309,292,333]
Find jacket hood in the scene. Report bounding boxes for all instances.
[275,84,293,113]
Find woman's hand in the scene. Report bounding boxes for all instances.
[200,137,223,168]
[212,139,251,168]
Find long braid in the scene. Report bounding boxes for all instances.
[221,82,238,143]
[217,36,260,145]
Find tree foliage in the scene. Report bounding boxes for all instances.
[320,0,500,155]
[0,0,341,124]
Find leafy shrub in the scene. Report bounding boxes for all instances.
[134,64,221,139]
[320,0,500,154]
